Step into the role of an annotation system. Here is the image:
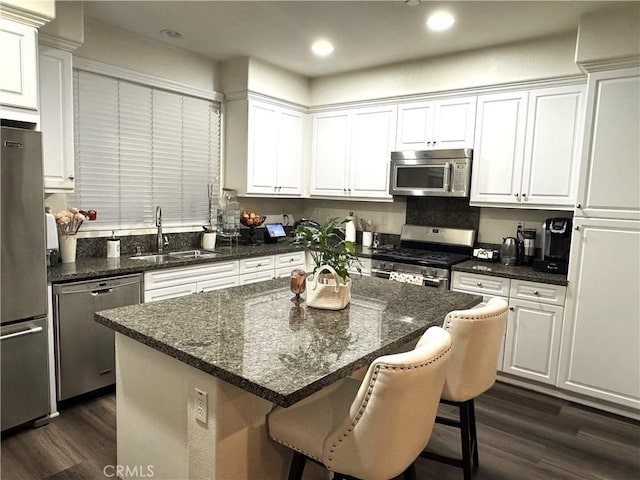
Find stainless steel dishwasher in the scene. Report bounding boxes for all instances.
[53,274,142,401]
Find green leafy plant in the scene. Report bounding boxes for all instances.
[292,217,361,282]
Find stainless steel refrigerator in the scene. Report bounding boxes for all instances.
[1,126,50,431]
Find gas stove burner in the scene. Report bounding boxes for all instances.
[372,248,470,268]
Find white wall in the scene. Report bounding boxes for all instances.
[478,208,571,245]
[39,0,83,45]
[310,33,582,106]
[575,5,640,66]
[1,0,55,19]
[247,57,310,106]
[74,19,219,92]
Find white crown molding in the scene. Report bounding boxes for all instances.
[578,55,640,73]
[225,89,308,112]
[0,4,52,28]
[73,56,225,102]
[308,75,588,112]
[38,33,82,52]
[226,75,587,114]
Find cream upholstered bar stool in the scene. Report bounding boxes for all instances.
[419,297,508,480]
[268,326,453,480]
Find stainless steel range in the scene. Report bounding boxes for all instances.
[371,224,476,289]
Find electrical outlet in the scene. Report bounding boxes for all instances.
[516,222,525,232]
[195,388,208,424]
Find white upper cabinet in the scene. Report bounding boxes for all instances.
[310,110,350,196]
[0,18,38,117]
[246,99,305,196]
[310,105,396,199]
[574,68,640,220]
[521,86,585,206]
[225,97,307,197]
[39,45,75,192]
[471,91,528,204]
[471,85,585,209]
[396,96,476,150]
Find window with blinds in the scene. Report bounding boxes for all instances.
[71,70,221,231]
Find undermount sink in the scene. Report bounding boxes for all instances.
[167,250,219,259]
[130,254,172,262]
[130,250,219,262]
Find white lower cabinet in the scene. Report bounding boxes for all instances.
[503,298,564,384]
[144,260,240,302]
[558,218,640,410]
[239,255,275,285]
[274,251,306,279]
[451,272,566,384]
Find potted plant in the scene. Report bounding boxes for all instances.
[292,217,361,310]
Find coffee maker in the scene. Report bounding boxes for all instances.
[533,217,572,274]
[518,227,537,266]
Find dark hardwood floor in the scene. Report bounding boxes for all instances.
[1,382,638,480]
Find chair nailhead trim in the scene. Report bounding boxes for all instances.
[325,344,452,467]
[444,309,506,329]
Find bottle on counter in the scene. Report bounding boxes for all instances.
[217,188,240,235]
[345,212,356,243]
[107,230,120,258]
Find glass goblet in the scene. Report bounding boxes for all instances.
[290,269,306,304]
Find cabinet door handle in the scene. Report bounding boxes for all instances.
[575,226,580,231]
[476,282,482,287]
[576,203,582,208]
[68,175,75,180]
[522,193,527,197]
[533,290,539,295]
[509,307,514,311]
[514,193,519,198]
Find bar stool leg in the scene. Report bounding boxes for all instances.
[459,401,472,480]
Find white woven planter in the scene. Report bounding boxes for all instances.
[306,265,351,310]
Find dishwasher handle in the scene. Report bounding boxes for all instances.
[90,288,113,296]
[1,326,43,341]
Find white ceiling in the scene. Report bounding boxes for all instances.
[83,1,631,78]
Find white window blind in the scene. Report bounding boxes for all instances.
[71,70,220,231]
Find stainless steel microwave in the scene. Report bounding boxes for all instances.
[389,149,472,197]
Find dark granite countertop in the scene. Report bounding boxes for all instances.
[48,243,375,284]
[96,276,481,407]
[452,260,568,286]
[48,243,306,283]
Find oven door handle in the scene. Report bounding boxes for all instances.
[371,268,391,279]
[424,277,448,288]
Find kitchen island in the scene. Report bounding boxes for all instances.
[96,276,480,480]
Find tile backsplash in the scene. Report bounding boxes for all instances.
[405,197,480,230]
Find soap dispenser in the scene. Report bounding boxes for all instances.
[345,212,356,243]
[107,231,120,258]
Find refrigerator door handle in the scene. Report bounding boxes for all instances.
[1,326,43,341]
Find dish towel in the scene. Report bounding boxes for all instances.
[389,271,424,286]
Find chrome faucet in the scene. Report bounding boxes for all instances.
[155,206,168,252]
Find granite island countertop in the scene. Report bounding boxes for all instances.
[96,276,481,407]
[452,259,568,286]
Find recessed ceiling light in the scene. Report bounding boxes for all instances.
[427,11,455,31]
[405,0,420,6]
[312,39,334,57]
[160,29,184,40]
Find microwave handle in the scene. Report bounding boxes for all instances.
[443,162,451,191]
